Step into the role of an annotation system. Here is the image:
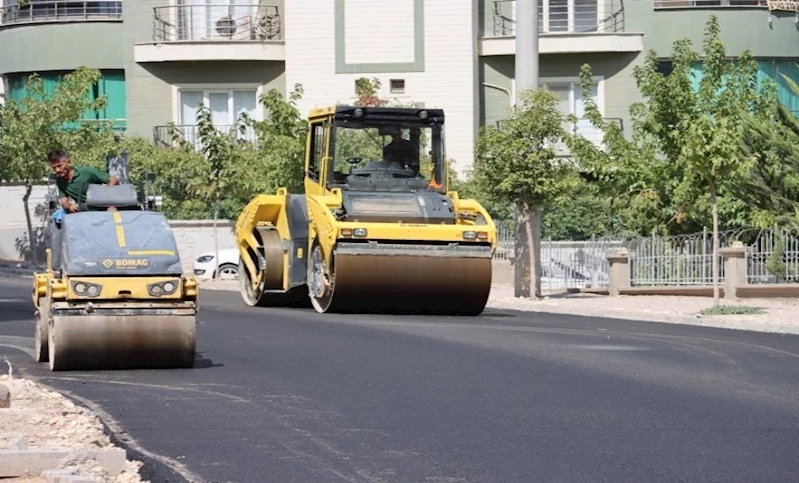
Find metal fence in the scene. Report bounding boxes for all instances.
[653,0,768,8]
[628,229,729,286]
[152,3,282,42]
[746,227,799,284]
[0,1,122,26]
[497,223,799,290]
[487,0,627,38]
[495,220,625,290]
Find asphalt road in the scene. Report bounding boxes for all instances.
[1,277,799,483]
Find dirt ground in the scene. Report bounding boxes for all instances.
[0,371,146,483]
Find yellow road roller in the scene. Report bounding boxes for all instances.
[236,105,497,315]
[32,183,198,371]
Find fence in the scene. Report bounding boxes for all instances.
[152,3,282,42]
[498,223,799,291]
[0,0,122,26]
[746,226,799,284]
[495,220,625,290]
[487,0,627,38]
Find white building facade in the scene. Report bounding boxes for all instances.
[284,0,481,175]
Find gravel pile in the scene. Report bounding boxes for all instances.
[0,374,145,482]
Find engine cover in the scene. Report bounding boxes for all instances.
[341,191,456,224]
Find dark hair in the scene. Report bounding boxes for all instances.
[47,150,70,164]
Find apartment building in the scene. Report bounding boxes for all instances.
[1,1,797,178]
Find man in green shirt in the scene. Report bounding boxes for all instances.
[48,150,120,213]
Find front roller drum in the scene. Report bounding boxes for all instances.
[311,251,493,316]
[34,296,50,363]
[48,314,196,371]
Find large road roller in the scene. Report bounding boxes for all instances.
[32,182,198,371]
[236,105,497,315]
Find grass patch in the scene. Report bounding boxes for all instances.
[699,305,766,316]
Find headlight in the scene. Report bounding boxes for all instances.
[197,255,214,263]
[463,231,477,240]
[71,281,102,297]
[353,228,367,237]
[148,280,179,297]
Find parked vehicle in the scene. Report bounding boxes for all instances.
[193,248,240,280]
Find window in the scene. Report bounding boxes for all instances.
[308,122,327,181]
[541,78,603,150]
[390,79,405,94]
[179,88,258,146]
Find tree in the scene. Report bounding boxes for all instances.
[473,87,579,299]
[572,16,778,305]
[0,67,117,262]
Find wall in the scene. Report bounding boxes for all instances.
[480,52,644,137]
[0,22,124,75]
[122,0,287,140]
[477,0,654,139]
[651,9,799,59]
[0,184,237,274]
[285,0,480,178]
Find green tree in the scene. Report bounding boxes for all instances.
[571,16,777,305]
[473,88,579,299]
[0,67,117,262]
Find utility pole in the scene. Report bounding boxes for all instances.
[513,0,540,298]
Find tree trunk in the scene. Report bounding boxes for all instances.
[513,196,542,299]
[23,182,38,265]
[710,178,719,306]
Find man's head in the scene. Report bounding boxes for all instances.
[47,150,72,179]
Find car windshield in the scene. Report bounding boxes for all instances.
[328,120,446,193]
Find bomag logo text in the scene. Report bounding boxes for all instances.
[102,258,149,269]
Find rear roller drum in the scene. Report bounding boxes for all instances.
[48,314,196,371]
[34,296,50,363]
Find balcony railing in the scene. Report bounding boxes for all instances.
[487,0,626,37]
[0,1,122,26]
[152,3,282,42]
[154,124,257,150]
[654,0,768,8]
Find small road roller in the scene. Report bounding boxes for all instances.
[32,183,198,371]
[235,105,497,315]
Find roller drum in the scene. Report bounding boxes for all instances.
[48,314,196,371]
[313,250,492,315]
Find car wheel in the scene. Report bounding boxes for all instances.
[216,263,239,280]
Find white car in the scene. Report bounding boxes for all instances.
[193,248,240,280]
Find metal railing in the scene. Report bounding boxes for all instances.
[654,0,768,8]
[0,0,122,26]
[627,229,741,286]
[487,0,626,37]
[153,124,257,150]
[152,3,282,42]
[495,220,625,290]
[746,227,799,284]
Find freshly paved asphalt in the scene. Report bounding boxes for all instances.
[1,277,799,483]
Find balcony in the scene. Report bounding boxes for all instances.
[153,124,257,150]
[480,0,643,55]
[651,0,797,58]
[0,1,122,27]
[134,3,284,64]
